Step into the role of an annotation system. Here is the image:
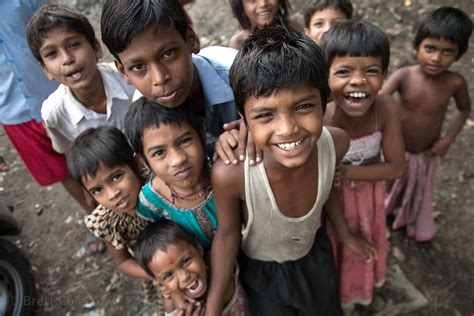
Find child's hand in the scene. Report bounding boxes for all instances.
[214,119,263,165]
[343,235,378,262]
[430,137,452,157]
[214,128,240,165]
[333,164,347,187]
[175,297,204,316]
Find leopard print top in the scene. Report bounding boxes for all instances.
[84,205,147,253]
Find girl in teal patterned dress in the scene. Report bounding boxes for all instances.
[124,97,217,251]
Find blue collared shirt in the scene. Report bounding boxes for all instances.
[0,0,59,125]
[193,46,239,143]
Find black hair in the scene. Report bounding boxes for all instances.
[304,0,353,28]
[414,7,472,59]
[319,20,390,73]
[135,220,201,278]
[230,24,329,119]
[101,0,189,61]
[229,0,291,31]
[124,97,206,161]
[26,4,97,64]
[67,126,140,184]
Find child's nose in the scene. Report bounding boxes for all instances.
[61,50,74,66]
[430,51,442,62]
[151,63,171,86]
[169,149,187,167]
[107,187,120,200]
[276,115,297,137]
[177,269,191,284]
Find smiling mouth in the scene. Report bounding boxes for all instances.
[275,138,304,151]
[256,10,272,16]
[345,91,368,99]
[184,278,205,297]
[65,69,83,81]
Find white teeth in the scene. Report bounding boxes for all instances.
[256,11,270,16]
[277,139,303,151]
[347,92,367,98]
[69,71,81,79]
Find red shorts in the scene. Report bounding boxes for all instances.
[3,120,68,186]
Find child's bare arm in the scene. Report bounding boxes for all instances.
[430,75,471,157]
[380,68,407,95]
[206,161,243,316]
[105,242,153,281]
[343,95,406,181]
[325,126,378,261]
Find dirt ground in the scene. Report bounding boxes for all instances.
[0,0,473,315]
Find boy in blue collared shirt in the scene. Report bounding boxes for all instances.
[101,0,239,144]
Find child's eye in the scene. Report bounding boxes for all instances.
[90,187,102,195]
[178,137,193,146]
[130,64,145,72]
[254,112,273,120]
[295,103,313,111]
[443,49,455,56]
[111,172,123,182]
[366,68,381,75]
[313,21,323,28]
[152,149,165,157]
[181,256,192,267]
[43,51,56,59]
[68,42,80,49]
[163,49,177,60]
[424,45,435,53]
[161,272,173,282]
[334,69,349,76]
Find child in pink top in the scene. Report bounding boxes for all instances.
[320,20,405,309]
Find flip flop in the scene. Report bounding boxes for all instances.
[86,232,106,254]
[0,156,8,172]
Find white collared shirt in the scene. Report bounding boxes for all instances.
[41,63,135,153]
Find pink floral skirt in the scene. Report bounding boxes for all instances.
[327,180,387,307]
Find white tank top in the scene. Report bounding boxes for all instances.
[241,127,336,263]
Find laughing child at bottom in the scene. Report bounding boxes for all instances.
[205,25,377,316]
[381,7,472,242]
[136,220,249,315]
[66,126,164,313]
[320,20,405,310]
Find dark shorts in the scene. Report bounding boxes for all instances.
[238,227,342,316]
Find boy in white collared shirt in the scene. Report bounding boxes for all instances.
[27,4,135,155]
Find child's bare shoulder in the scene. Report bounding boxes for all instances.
[326,126,349,163]
[229,30,249,49]
[211,158,244,195]
[444,70,467,89]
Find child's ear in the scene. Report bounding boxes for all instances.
[185,27,200,54]
[327,91,334,103]
[94,40,103,60]
[115,59,133,84]
[303,27,309,35]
